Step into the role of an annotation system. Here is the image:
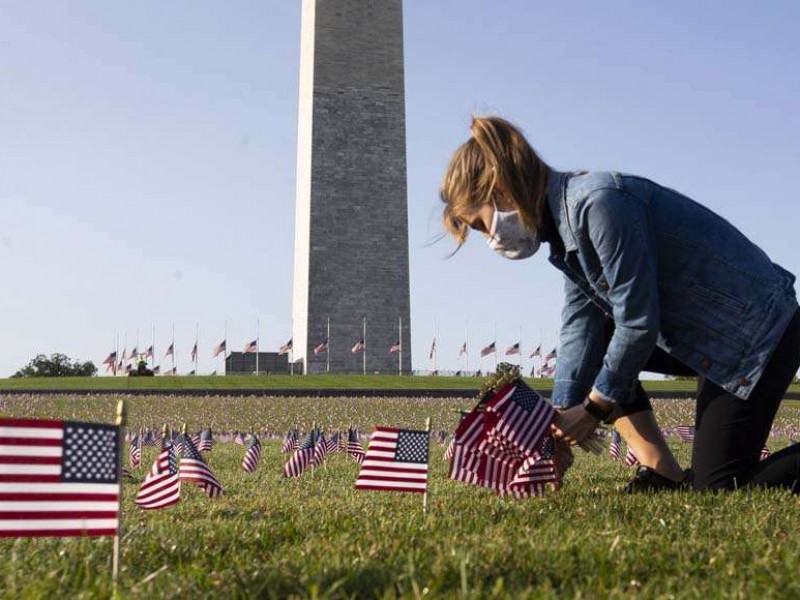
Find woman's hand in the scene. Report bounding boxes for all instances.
[551,404,601,446]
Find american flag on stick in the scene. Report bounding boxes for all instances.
[198,428,213,452]
[135,440,181,510]
[346,428,365,464]
[284,431,315,478]
[624,446,640,467]
[447,378,560,496]
[282,429,298,454]
[179,433,223,498]
[676,425,696,442]
[355,427,429,493]
[608,430,621,461]
[242,435,262,473]
[0,417,120,537]
[129,432,142,469]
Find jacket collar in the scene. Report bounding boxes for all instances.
[545,168,578,252]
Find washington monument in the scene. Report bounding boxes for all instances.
[292,0,412,374]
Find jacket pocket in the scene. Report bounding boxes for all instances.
[686,281,749,314]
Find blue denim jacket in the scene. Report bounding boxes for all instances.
[547,170,798,406]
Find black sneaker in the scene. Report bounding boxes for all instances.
[623,466,691,494]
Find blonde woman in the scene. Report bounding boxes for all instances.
[440,116,800,492]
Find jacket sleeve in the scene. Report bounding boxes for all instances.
[551,274,606,408]
[583,187,660,404]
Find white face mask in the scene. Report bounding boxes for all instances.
[487,202,541,260]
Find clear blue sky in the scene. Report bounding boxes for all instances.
[1,1,798,377]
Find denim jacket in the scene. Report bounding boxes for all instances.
[547,170,798,406]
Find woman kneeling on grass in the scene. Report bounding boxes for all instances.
[440,115,800,493]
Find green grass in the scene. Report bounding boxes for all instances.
[0,374,782,395]
[1,394,800,598]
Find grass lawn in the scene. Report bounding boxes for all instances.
[0,374,763,395]
[1,394,799,598]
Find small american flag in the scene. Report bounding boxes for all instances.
[281,429,298,454]
[608,430,621,461]
[212,340,226,358]
[179,434,223,498]
[760,446,771,461]
[0,417,121,538]
[278,338,293,355]
[351,339,365,354]
[442,436,456,461]
[135,440,180,510]
[624,446,640,467]
[284,432,315,478]
[505,437,558,497]
[198,428,213,452]
[480,342,496,357]
[346,428,365,463]
[676,425,696,442]
[355,427,429,493]
[388,341,401,354]
[242,435,262,473]
[479,383,555,460]
[312,432,329,466]
[129,433,142,469]
[136,440,181,509]
[233,432,245,446]
[243,339,257,353]
[326,432,340,453]
[504,342,520,356]
[313,338,328,355]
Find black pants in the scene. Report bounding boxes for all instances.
[607,310,800,492]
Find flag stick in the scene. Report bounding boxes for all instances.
[423,417,431,514]
[112,399,127,588]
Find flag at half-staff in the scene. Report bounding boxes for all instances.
[136,436,180,510]
[0,417,121,537]
[355,427,429,493]
[179,429,224,498]
[242,435,262,473]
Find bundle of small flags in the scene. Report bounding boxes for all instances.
[447,373,561,498]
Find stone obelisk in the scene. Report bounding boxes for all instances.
[292,0,411,375]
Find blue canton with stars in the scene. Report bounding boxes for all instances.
[62,421,119,484]
[395,430,429,464]
[512,383,543,411]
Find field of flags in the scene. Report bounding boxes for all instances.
[2,390,800,597]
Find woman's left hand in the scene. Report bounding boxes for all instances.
[552,404,601,446]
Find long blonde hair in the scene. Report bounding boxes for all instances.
[440,116,551,246]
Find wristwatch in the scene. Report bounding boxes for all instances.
[582,397,614,421]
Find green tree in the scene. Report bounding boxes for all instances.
[12,353,97,378]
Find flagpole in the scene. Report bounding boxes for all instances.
[398,316,402,376]
[423,416,431,514]
[224,320,228,376]
[195,322,199,375]
[326,316,330,374]
[494,322,498,371]
[171,323,176,376]
[362,316,366,376]
[433,318,438,375]
[256,318,260,376]
[466,320,470,376]
[151,325,156,371]
[519,325,523,369]
[112,399,126,588]
[123,331,127,375]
